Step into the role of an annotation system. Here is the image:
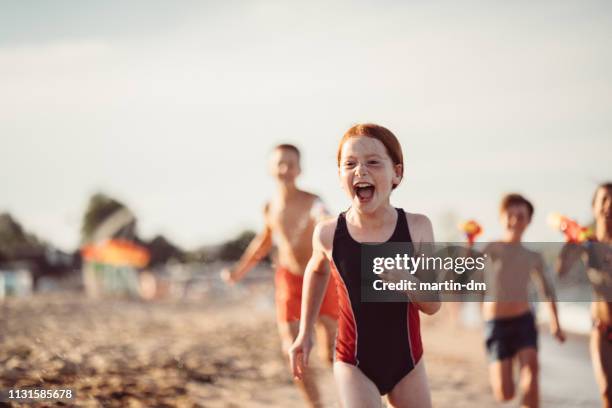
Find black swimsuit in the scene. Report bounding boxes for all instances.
[331,208,423,395]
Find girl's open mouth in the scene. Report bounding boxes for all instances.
[354,182,375,202]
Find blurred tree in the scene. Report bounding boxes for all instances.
[0,213,44,261]
[218,230,257,261]
[81,193,136,244]
[0,213,78,286]
[145,234,185,266]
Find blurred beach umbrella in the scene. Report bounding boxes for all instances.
[81,239,150,268]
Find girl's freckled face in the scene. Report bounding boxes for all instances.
[338,136,401,212]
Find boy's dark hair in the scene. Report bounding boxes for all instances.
[499,193,534,219]
[274,144,301,161]
[593,182,612,207]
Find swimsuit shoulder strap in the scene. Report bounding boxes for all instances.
[334,211,351,242]
[392,208,413,243]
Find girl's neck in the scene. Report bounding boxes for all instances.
[348,204,396,229]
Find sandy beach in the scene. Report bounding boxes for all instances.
[0,278,601,407]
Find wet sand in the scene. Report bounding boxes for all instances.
[0,287,600,407]
[539,329,599,407]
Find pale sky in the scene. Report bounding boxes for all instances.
[1,0,611,251]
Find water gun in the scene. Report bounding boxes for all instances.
[547,213,594,243]
[459,220,483,245]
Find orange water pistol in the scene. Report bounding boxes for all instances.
[547,213,594,243]
[459,220,483,245]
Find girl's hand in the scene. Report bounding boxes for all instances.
[380,267,420,285]
[288,332,313,380]
[380,268,440,314]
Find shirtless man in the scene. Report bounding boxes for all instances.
[558,182,612,407]
[482,193,565,408]
[221,144,338,408]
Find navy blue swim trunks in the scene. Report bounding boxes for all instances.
[484,311,538,361]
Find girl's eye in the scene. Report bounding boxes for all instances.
[367,160,380,166]
[344,161,355,168]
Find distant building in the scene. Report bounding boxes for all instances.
[0,263,33,299]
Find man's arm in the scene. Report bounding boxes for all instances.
[222,205,273,283]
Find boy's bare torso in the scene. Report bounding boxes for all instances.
[482,242,547,320]
[265,190,321,276]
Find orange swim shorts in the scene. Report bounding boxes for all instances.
[274,265,339,322]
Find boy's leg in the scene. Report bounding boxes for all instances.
[333,361,382,408]
[488,358,515,401]
[277,320,323,408]
[386,359,432,408]
[517,347,539,408]
[590,327,612,408]
[313,270,338,366]
[315,315,337,367]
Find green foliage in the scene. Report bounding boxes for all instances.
[80,193,127,244]
[145,235,185,266]
[0,213,44,261]
[218,230,257,261]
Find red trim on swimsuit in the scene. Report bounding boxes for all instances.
[331,261,358,364]
[407,302,423,364]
